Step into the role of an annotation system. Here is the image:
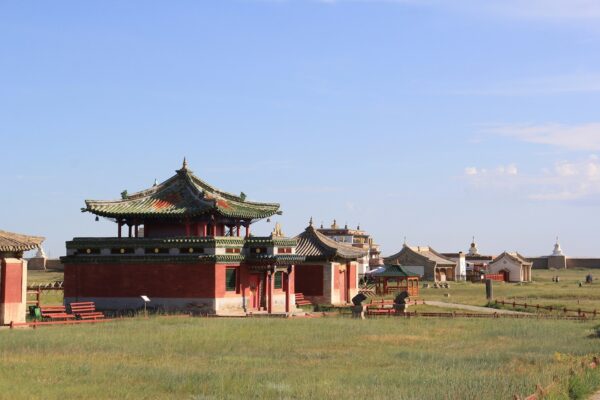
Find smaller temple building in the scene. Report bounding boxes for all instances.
[385,244,457,282]
[1,229,44,325]
[442,238,494,281]
[317,220,382,273]
[294,220,367,305]
[488,252,533,282]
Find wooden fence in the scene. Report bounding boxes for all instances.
[495,300,598,318]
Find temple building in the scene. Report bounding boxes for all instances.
[442,237,494,281]
[61,160,304,315]
[316,220,382,274]
[384,244,457,282]
[488,252,533,282]
[1,229,44,325]
[294,220,367,305]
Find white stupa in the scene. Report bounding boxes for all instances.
[552,237,564,256]
[468,236,479,256]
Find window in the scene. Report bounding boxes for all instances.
[226,268,237,292]
[274,272,283,289]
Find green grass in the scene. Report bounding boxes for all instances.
[2,317,600,399]
[419,268,600,313]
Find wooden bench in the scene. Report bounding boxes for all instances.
[69,302,105,320]
[366,299,396,316]
[295,293,313,307]
[40,305,75,321]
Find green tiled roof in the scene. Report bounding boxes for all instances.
[367,264,420,278]
[84,162,280,220]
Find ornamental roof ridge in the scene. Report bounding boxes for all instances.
[294,224,367,260]
[83,162,280,220]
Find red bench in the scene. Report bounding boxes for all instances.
[69,302,105,320]
[40,305,75,321]
[366,299,396,316]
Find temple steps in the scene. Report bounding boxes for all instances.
[295,293,313,307]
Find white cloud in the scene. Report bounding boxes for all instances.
[464,164,518,178]
[486,122,600,151]
[465,156,600,201]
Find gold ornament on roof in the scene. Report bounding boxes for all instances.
[272,222,285,238]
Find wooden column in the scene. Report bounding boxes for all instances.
[118,220,122,238]
[185,220,191,237]
[128,223,132,238]
[196,223,201,237]
[245,222,251,238]
[236,222,241,237]
[134,224,139,238]
[202,222,207,237]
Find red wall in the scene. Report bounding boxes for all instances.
[295,264,324,296]
[64,262,217,298]
[348,262,357,288]
[0,259,23,303]
[144,222,188,238]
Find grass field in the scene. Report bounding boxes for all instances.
[2,317,600,399]
[14,268,600,399]
[418,268,600,313]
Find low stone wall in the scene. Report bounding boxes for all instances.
[567,259,600,269]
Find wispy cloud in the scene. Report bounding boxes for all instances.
[310,0,600,22]
[459,72,600,96]
[464,155,600,201]
[485,122,600,151]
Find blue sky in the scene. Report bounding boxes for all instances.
[1,0,600,257]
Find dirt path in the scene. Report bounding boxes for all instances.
[589,391,600,400]
[424,301,531,315]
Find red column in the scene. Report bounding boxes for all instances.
[118,221,122,238]
[267,271,273,314]
[285,272,290,314]
[236,222,241,237]
[135,224,139,238]
[202,222,207,237]
[185,220,190,237]
[245,223,251,238]
[128,224,132,238]
[196,223,201,237]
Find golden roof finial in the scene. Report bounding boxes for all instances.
[182,157,188,170]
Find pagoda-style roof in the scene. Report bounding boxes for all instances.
[84,160,280,220]
[385,245,456,267]
[366,264,420,278]
[0,229,45,253]
[294,222,367,261]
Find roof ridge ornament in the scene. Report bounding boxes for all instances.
[272,222,285,238]
[177,157,192,174]
[309,216,313,227]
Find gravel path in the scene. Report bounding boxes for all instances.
[425,301,531,315]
